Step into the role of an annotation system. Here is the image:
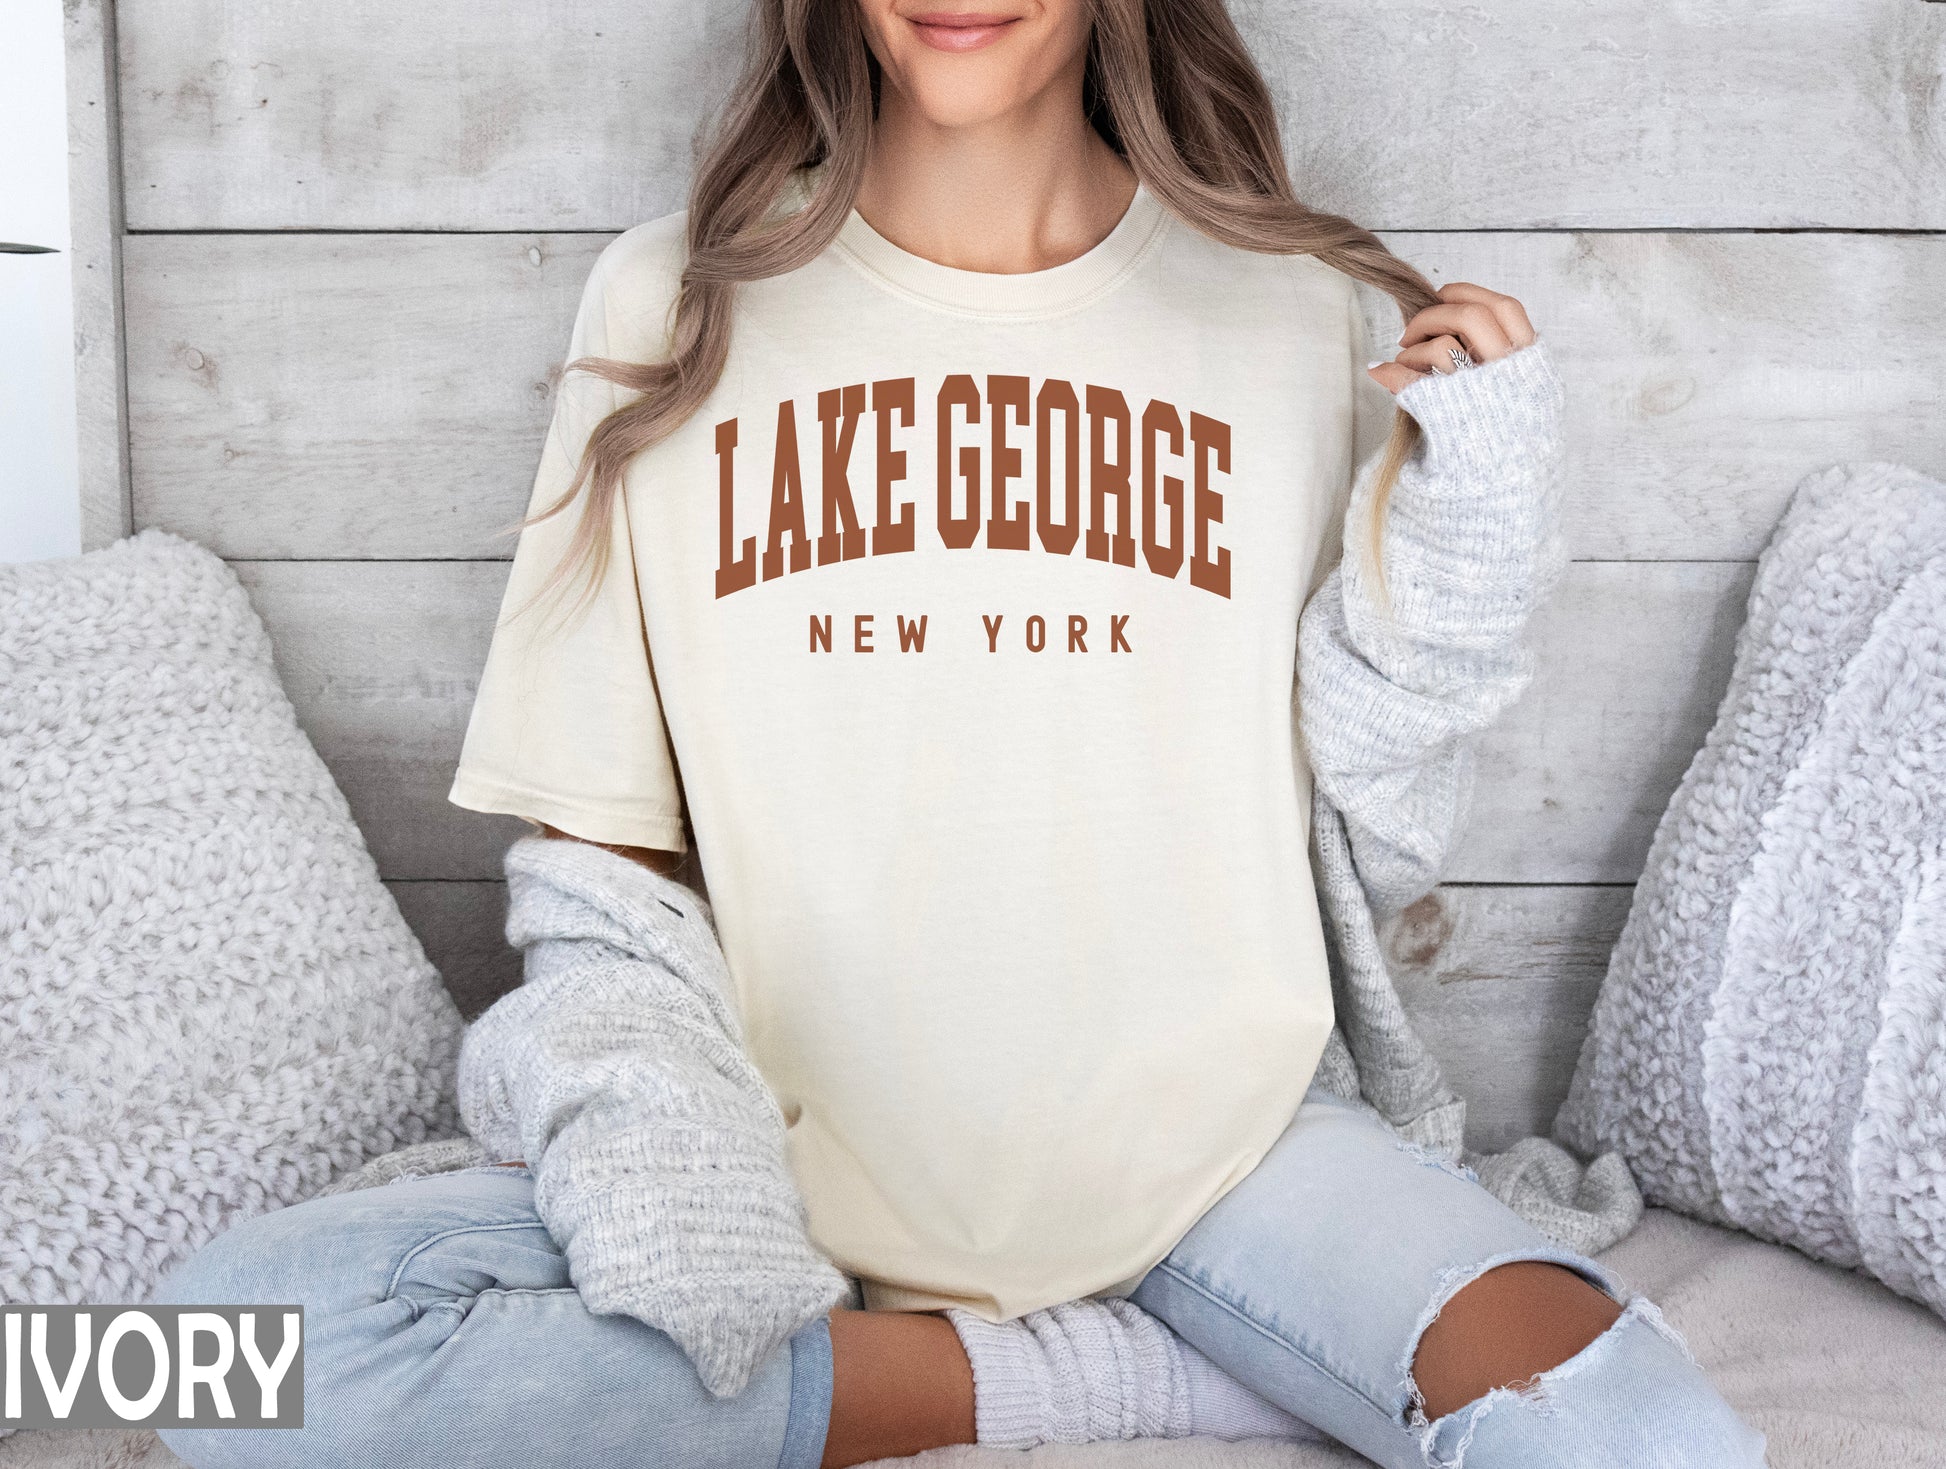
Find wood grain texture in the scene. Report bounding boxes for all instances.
[1380,884,1636,1151]
[118,0,1946,231]
[1454,560,1757,885]
[1360,233,1946,563]
[125,231,1946,562]
[386,879,519,1020]
[227,557,1744,886]
[125,233,606,559]
[118,0,744,232]
[229,558,531,880]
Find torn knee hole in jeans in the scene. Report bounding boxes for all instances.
[1396,1253,1694,1469]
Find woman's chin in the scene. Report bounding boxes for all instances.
[895,74,1041,133]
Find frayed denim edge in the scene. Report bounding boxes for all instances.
[1392,1135,1482,1186]
[1395,1244,1656,1469]
[1416,1296,1697,1468]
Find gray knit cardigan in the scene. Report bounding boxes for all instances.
[1297,339,1640,1247]
[446,335,1641,1399]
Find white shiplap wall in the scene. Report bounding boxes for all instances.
[109,0,1946,1143]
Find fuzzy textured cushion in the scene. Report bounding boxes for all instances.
[1554,461,1946,1319]
[0,528,465,1309]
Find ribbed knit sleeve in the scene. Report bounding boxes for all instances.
[1297,337,1568,919]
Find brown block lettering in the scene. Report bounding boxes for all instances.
[1085,385,1136,567]
[1188,411,1232,598]
[987,374,1031,550]
[1036,379,1081,556]
[1141,399,1185,579]
[762,399,812,580]
[714,417,756,598]
[872,378,916,555]
[937,375,982,550]
[817,383,869,565]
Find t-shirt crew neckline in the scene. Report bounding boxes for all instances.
[794,166,1170,320]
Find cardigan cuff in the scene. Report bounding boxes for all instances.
[1392,334,1565,460]
[1347,335,1566,632]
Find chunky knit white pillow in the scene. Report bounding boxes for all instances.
[1554,462,1946,1320]
[1,529,464,1307]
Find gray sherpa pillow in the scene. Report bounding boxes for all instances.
[1554,461,1946,1319]
[1,528,464,1309]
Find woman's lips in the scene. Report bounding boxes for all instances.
[906,12,1021,52]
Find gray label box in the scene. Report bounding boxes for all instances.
[2,1306,303,1430]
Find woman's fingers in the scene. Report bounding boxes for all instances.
[1399,300,1515,361]
[1366,333,1481,394]
[1393,335,1477,377]
[1366,359,1428,395]
[1434,281,1537,350]
[1401,282,1538,361]
[1367,282,1541,392]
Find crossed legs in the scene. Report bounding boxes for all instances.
[819,1262,1626,1466]
[154,1098,1763,1469]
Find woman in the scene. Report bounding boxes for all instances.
[157,2,1770,1466]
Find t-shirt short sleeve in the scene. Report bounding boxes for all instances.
[446,245,688,852]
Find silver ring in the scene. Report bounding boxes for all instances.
[1447,346,1475,372]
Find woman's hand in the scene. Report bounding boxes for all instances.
[1367,282,1538,395]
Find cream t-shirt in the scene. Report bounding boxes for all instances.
[449,167,1397,1317]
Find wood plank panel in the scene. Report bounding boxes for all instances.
[118,0,1946,231]
[126,233,607,559]
[230,558,1745,886]
[1363,233,1946,563]
[386,879,518,1020]
[126,232,1946,563]
[230,558,530,880]
[1455,560,1757,885]
[118,0,744,232]
[1381,884,1636,1151]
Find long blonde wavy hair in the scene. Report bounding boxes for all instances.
[506,0,1436,629]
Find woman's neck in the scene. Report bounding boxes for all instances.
[853,78,1137,276]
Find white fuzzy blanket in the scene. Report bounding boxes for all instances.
[6,1208,1939,1469]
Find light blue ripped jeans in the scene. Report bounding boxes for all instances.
[1128,1084,1769,1468]
[153,1161,833,1469]
[154,1083,1767,1469]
